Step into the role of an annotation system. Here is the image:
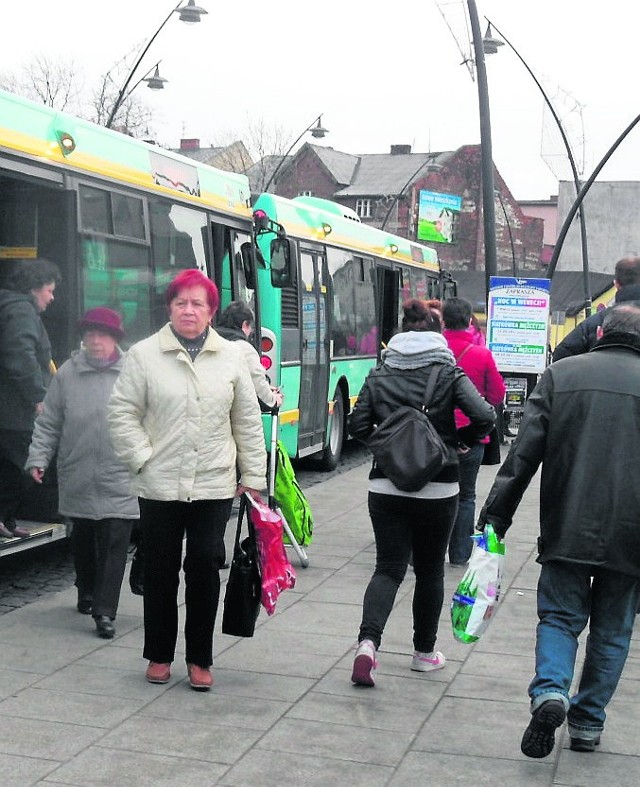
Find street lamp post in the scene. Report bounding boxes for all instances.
[467,0,498,307]
[495,189,517,276]
[379,157,443,231]
[264,115,328,193]
[105,0,207,130]
[485,19,592,316]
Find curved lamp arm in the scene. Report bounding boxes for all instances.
[380,158,441,230]
[547,111,640,277]
[486,18,591,313]
[106,3,180,129]
[264,115,324,193]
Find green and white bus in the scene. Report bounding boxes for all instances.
[252,194,456,469]
[0,88,258,555]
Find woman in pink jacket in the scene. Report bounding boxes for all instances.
[442,298,505,565]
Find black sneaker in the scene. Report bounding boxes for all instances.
[521,699,566,758]
[569,735,600,752]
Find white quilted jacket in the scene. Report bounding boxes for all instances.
[107,324,266,501]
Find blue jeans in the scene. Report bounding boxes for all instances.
[358,492,458,653]
[530,560,640,735]
[447,443,484,564]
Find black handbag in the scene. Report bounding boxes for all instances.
[482,426,502,465]
[222,496,261,637]
[367,365,449,492]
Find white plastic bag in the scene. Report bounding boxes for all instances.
[451,525,505,643]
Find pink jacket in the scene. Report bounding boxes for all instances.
[443,329,506,436]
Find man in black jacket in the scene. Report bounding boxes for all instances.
[552,256,640,360]
[478,304,640,759]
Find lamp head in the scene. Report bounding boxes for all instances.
[482,23,504,55]
[177,0,208,24]
[144,65,168,91]
[310,116,329,139]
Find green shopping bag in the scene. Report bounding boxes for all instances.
[274,440,313,546]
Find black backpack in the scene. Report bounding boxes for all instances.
[367,366,448,492]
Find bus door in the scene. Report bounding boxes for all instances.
[0,167,76,364]
[297,249,329,456]
[376,266,400,353]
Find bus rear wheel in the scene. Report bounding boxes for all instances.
[319,388,345,471]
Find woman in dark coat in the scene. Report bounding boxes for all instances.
[348,299,495,687]
[0,258,60,539]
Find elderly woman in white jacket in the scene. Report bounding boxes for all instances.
[108,269,266,691]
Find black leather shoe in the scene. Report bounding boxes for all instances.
[94,615,115,639]
[77,594,93,615]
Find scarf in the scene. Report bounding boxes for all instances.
[171,326,209,361]
[84,348,121,370]
[381,330,456,370]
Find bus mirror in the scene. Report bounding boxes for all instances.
[270,237,294,288]
[240,242,256,289]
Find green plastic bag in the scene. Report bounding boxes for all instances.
[451,525,505,643]
[274,440,313,546]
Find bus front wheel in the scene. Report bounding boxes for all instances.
[319,388,345,471]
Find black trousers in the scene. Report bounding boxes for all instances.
[0,430,31,521]
[72,517,134,618]
[139,497,232,668]
[359,492,458,653]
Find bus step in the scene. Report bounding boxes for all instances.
[0,522,69,557]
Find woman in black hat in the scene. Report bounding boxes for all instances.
[26,307,139,640]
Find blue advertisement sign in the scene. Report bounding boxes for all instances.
[417,190,462,244]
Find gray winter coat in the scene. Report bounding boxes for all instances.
[26,349,139,520]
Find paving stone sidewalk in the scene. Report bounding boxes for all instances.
[0,454,638,786]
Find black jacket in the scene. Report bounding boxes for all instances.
[349,362,496,483]
[480,332,640,577]
[0,289,52,431]
[552,283,640,360]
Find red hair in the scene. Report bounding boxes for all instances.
[165,269,219,312]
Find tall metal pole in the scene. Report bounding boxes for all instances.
[548,111,640,277]
[467,0,497,307]
[486,19,591,315]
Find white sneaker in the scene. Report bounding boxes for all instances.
[411,650,446,672]
[351,639,377,686]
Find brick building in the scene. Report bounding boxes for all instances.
[248,142,545,274]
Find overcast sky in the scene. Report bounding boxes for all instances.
[2,1,638,201]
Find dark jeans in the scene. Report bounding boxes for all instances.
[140,497,232,668]
[448,443,484,564]
[531,560,640,734]
[72,517,134,618]
[358,491,458,653]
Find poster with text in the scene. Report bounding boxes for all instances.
[487,277,551,374]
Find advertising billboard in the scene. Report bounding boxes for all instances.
[487,276,551,374]
[417,190,462,243]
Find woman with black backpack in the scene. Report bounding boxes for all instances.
[348,299,495,687]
